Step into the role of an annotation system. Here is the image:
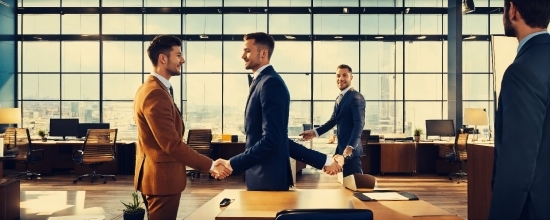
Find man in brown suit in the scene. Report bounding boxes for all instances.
[133,35,231,220]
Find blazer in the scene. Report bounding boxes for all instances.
[230,65,328,191]
[133,75,212,195]
[489,33,550,219]
[316,88,365,158]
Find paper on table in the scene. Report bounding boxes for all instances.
[362,192,409,201]
[48,215,104,220]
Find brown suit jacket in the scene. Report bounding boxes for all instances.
[133,75,212,195]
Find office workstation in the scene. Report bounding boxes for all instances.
[2,0,545,219]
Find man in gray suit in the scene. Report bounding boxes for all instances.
[489,0,550,219]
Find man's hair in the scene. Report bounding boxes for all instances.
[147,35,182,67]
[506,0,550,29]
[243,32,275,59]
[337,64,353,73]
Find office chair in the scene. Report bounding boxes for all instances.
[4,128,44,180]
[72,129,118,184]
[447,133,468,183]
[186,129,213,180]
[275,209,373,220]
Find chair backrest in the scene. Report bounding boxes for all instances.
[81,129,117,163]
[276,209,373,220]
[3,127,32,160]
[187,129,212,157]
[453,133,468,161]
[361,129,371,148]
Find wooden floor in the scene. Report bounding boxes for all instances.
[15,170,467,219]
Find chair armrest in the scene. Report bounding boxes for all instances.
[72,150,83,160]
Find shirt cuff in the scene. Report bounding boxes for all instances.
[313,129,319,137]
[324,155,333,166]
[210,161,215,171]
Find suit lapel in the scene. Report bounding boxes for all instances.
[335,87,354,115]
[149,75,184,131]
[245,66,273,116]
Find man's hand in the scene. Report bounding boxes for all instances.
[210,159,233,179]
[323,157,343,175]
[343,146,353,158]
[333,154,345,167]
[299,130,316,141]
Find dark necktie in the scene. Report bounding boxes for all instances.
[248,74,253,86]
[169,85,174,100]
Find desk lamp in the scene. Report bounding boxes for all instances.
[0,108,21,130]
[463,108,488,142]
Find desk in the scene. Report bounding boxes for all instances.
[468,143,494,220]
[186,188,462,220]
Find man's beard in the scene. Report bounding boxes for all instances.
[504,12,517,37]
[167,61,181,76]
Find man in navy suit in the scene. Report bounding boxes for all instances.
[489,0,550,219]
[215,32,344,191]
[300,64,365,177]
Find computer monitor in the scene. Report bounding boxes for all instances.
[425,119,455,139]
[49,118,79,140]
[78,123,110,138]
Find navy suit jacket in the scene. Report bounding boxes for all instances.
[489,33,550,219]
[229,65,327,191]
[316,88,365,158]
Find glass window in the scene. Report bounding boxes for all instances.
[23,0,60,7]
[463,74,491,100]
[361,14,403,35]
[475,0,489,7]
[22,74,60,100]
[62,41,100,73]
[404,14,445,35]
[102,101,136,140]
[404,101,444,137]
[23,42,60,73]
[312,101,339,153]
[463,15,489,35]
[314,0,358,6]
[361,0,403,6]
[489,0,503,7]
[62,15,99,35]
[17,41,21,73]
[102,74,143,100]
[360,41,401,73]
[365,101,404,134]
[288,101,311,136]
[183,0,222,6]
[404,74,446,100]
[490,14,504,35]
[144,0,180,6]
[62,74,100,100]
[61,101,100,123]
[223,0,267,6]
[145,15,181,35]
[103,41,143,73]
[405,0,445,7]
[463,42,489,72]
[185,42,222,73]
[17,14,21,35]
[405,42,443,73]
[269,14,311,35]
[102,0,142,7]
[183,14,222,35]
[361,74,404,100]
[269,0,310,6]
[222,73,250,134]
[62,0,100,7]
[313,74,359,100]
[102,15,142,35]
[23,15,60,34]
[281,74,311,100]
[224,15,267,35]
[223,41,247,73]
[314,15,359,35]
[18,74,21,100]
[313,41,359,73]
[270,42,311,73]
[185,74,222,134]
[21,101,61,134]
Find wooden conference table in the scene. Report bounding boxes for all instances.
[186,188,462,220]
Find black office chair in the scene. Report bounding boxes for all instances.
[275,209,373,220]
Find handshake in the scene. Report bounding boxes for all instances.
[324,154,345,175]
[209,159,233,179]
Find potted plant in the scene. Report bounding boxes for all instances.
[121,191,146,220]
[413,128,423,143]
[38,130,47,142]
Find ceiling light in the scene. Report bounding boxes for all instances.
[375,36,384,39]
[462,0,475,14]
[285,35,296,40]
[464,35,476,40]
[343,8,348,13]
[416,36,426,39]
[334,36,343,39]
[200,34,208,39]
[405,8,410,14]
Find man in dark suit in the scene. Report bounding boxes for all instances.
[489,0,550,219]
[216,32,344,191]
[300,64,365,177]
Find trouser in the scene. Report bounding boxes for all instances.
[141,192,182,220]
